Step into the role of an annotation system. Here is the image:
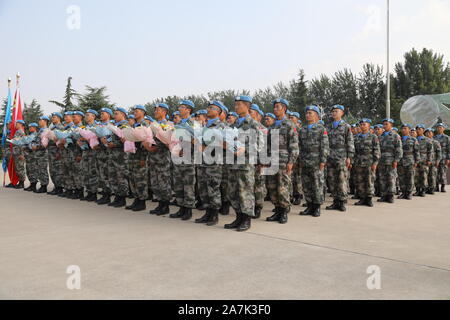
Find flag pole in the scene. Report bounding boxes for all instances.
[3,78,12,187]
[386,0,391,119]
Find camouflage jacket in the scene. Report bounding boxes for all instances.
[399,136,420,167]
[416,136,433,164]
[12,129,25,157]
[326,120,354,165]
[434,133,450,160]
[379,130,403,165]
[353,132,380,167]
[175,117,196,166]
[147,119,171,167]
[199,118,227,167]
[268,117,299,168]
[431,139,442,163]
[229,115,264,171]
[298,122,329,168]
[110,120,129,150]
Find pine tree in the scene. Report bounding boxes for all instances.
[23,99,44,124]
[49,76,77,112]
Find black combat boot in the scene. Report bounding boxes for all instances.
[219,202,230,216]
[71,189,81,199]
[35,185,48,194]
[292,194,301,205]
[132,199,146,212]
[398,193,405,199]
[224,212,242,229]
[253,206,262,219]
[365,197,374,207]
[195,209,210,223]
[14,181,24,189]
[300,202,313,215]
[278,207,288,224]
[113,196,126,208]
[170,207,185,219]
[78,189,85,200]
[180,207,192,220]
[126,198,139,210]
[413,189,420,196]
[97,193,111,205]
[355,198,366,206]
[405,193,412,200]
[236,214,251,232]
[435,185,440,192]
[86,192,97,202]
[441,184,446,193]
[25,182,37,192]
[418,189,426,197]
[266,207,281,222]
[426,187,434,195]
[195,199,206,211]
[377,196,386,202]
[67,190,78,199]
[326,199,340,211]
[337,200,346,212]
[206,209,219,226]
[150,202,163,214]
[5,183,15,188]
[108,196,120,207]
[386,195,394,203]
[156,202,170,216]
[47,186,58,195]
[311,204,321,217]
[56,187,64,195]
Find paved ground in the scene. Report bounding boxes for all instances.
[1,180,450,300]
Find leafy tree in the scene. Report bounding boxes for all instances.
[288,69,309,113]
[357,63,385,120]
[77,86,114,112]
[49,76,77,111]
[23,99,44,124]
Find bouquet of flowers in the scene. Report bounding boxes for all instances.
[40,128,52,148]
[54,130,73,148]
[222,127,243,153]
[106,124,138,154]
[76,127,99,149]
[150,122,178,148]
[7,135,35,146]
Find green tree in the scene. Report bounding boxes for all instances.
[49,76,77,112]
[288,69,309,113]
[23,99,44,124]
[77,86,114,112]
[357,63,385,120]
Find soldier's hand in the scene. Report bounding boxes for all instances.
[286,163,294,175]
[427,161,432,166]
[101,137,108,145]
[446,159,450,167]
[235,146,245,157]
[319,163,325,171]
[392,162,398,169]
[55,153,61,160]
[140,160,146,167]
[371,164,377,172]
[18,155,25,161]
[107,142,115,149]
[120,138,126,143]
[345,158,352,169]
[436,161,440,167]
[148,145,159,153]
[32,146,37,151]
[75,156,82,163]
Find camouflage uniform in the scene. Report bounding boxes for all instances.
[107,120,130,197]
[428,139,442,192]
[398,136,420,195]
[326,120,354,202]
[227,115,264,218]
[353,132,380,198]
[298,123,329,205]
[12,129,26,182]
[129,120,148,201]
[81,123,98,194]
[95,122,112,195]
[60,122,76,191]
[72,123,85,191]
[24,132,38,184]
[254,122,268,210]
[48,123,65,189]
[291,122,303,201]
[416,136,433,191]
[33,128,49,186]
[378,130,403,198]
[266,117,299,210]
[434,133,450,186]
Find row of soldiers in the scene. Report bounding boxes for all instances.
[3,97,450,232]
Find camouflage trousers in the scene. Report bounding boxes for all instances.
[96,148,111,194]
[25,153,38,183]
[291,164,302,197]
[415,163,429,189]
[397,164,415,194]
[148,156,172,202]
[437,161,448,185]
[173,164,196,208]
[34,149,49,186]
[378,164,397,196]
[73,150,83,189]
[227,168,256,217]
[427,164,438,190]
[220,165,230,205]
[254,167,267,209]
[129,150,148,201]
[267,167,292,209]
[107,148,129,197]
[13,154,26,182]
[300,166,325,205]
[353,166,375,198]
[198,165,222,210]
[326,162,348,201]
[61,148,75,190]
[81,149,98,193]
[48,146,64,188]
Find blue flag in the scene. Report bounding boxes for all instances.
[2,87,12,173]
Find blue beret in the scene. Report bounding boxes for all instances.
[401,123,411,129]
[291,112,300,119]
[416,124,425,129]
[375,124,383,129]
[155,103,170,111]
[73,111,85,117]
[382,118,395,124]
[133,105,147,113]
[127,114,135,119]
[28,122,38,128]
[273,98,289,107]
[64,111,74,116]
[424,128,433,133]
[172,111,180,116]
[145,115,155,122]
[305,105,321,116]
[318,120,325,125]
[229,112,238,118]
[370,126,374,130]
[436,123,446,128]
[235,95,253,103]
[266,113,276,119]
[115,107,128,115]
[393,127,398,132]
[16,120,26,125]
[100,108,113,116]
[209,100,227,113]
[86,109,99,117]
[179,100,195,109]
[197,109,207,115]
[250,104,261,112]
[360,118,372,124]
[51,112,63,119]
[39,116,50,122]
[332,105,345,111]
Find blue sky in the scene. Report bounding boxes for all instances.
[1,0,449,113]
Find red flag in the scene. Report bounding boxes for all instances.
[7,86,24,185]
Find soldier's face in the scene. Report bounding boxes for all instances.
[114,111,125,122]
[134,109,145,120]
[100,112,110,122]
[383,122,393,131]
[305,110,318,123]
[360,122,370,132]
[401,127,410,136]
[73,115,83,124]
[178,105,191,118]
[38,119,47,128]
[52,115,60,124]
[265,117,275,127]
[425,131,433,138]
[416,128,424,136]
[250,109,259,120]
[64,115,72,123]
[154,107,167,120]
[411,130,417,137]
[331,109,343,120]
[227,116,236,124]
[29,127,37,133]
[85,113,95,123]
[235,101,250,116]
[128,119,136,126]
[436,127,444,134]
[173,115,181,124]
